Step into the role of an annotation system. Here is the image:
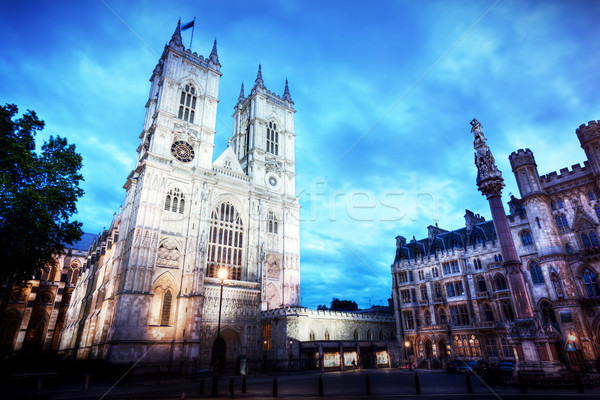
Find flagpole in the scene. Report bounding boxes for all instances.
[189,17,196,50]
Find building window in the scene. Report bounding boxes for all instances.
[446,281,464,297]
[485,337,499,358]
[450,305,470,326]
[411,288,417,302]
[494,274,508,291]
[438,309,447,325]
[530,261,544,284]
[354,329,359,341]
[309,331,315,341]
[595,206,600,220]
[521,231,533,245]
[420,285,428,301]
[557,199,564,208]
[477,276,487,293]
[400,290,411,303]
[484,304,494,321]
[501,301,515,321]
[551,201,556,210]
[501,337,514,358]
[536,217,541,229]
[379,330,384,340]
[178,84,197,123]
[267,211,278,234]
[432,267,439,278]
[263,323,272,350]
[266,121,279,155]
[591,231,600,247]
[582,233,592,248]
[403,312,415,330]
[582,268,600,297]
[367,330,373,340]
[434,283,442,298]
[540,301,558,330]
[160,291,172,326]
[324,330,330,340]
[589,191,595,201]
[424,310,432,326]
[418,270,425,280]
[207,202,244,280]
[165,188,185,214]
[561,214,568,227]
[551,273,564,298]
[474,258,482,270]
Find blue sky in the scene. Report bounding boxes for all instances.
[2,0,599,309]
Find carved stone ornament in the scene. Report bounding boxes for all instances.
[156,238,181,268]
[472,119,505,198]
[265,157,283,173]
[265,254,280,279]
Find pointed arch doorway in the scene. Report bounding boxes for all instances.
[211,329,241,372]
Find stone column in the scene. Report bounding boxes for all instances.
[318,343,324,373]
[339,342,345,371]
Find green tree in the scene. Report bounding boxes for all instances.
[330,298,358,311]
[0,104,84,283]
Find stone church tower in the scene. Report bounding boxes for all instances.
[59,21,300,369]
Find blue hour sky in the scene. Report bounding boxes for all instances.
[1,0,599,309]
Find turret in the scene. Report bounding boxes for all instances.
[576,120,600,177]
[509,148,542,198]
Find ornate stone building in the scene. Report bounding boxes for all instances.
[58,21,301,371]
[0,233,95,356]
[391,120,600,373]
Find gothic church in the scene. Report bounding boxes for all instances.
[59,21,301,369]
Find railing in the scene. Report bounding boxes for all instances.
[432,297,446,304]
[473,321,496,328]
[476,292,491,299]
[493,289,510,299]
[419,299,429,306]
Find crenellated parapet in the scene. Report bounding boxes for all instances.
[509,148,536,170]
[576,120,600,147]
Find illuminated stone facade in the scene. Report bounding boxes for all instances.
[391,121,600,372]
[58,21,300,370]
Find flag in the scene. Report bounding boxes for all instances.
[182,20,194,30]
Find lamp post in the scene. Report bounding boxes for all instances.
[405,341,412,370]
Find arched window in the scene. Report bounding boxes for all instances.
[500,337,513,358]
[582,233,591,248]
[557,199,564,208]
[501,301,515,321]
[353,329,359,341]
[324,330,330,340]
[438,308,447,325]
[434,283,442,298]
[266,121,279,155]
[551,201,556,210]
[539,301,558,330]
[589,191,595,201]
[165,188,185,214]
[521,231,533,245]
[160,291,172,326]
[596,206,600,220]
[420,285,427,301]
[561,214,568,227]
[485,337,498,358]
[367,330,372,340]
[178,84,197,123]
[267,211,278,234]
[207,202,244,280]
[582,268,600,296]
[591,231,599,247]
[556,215,563,228]
[551,273,564,298]
[484,304,494,321]
[494,274,508,291]
[309,331,315,341]
[530,261,544,284]
[424,310,432,326]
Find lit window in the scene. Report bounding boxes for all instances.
[530,261,544,284]
[178,84,197,123]
[266,121,279,155]
[207,202,244,280]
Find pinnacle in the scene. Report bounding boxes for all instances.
[209,38,219,65]
[283,78,293,103]
[239,82,245,101]
[255,64,265,89]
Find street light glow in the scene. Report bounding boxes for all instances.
[404,341,410,348]
[217,267,228,280]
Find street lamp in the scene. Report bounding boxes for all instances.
[404,341,412,370]
[217,267,228,337]
[211,267,228,395]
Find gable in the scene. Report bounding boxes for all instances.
[213,146,245,174]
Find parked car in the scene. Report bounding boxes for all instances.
[458,360,487,374]
[499,361,515,374]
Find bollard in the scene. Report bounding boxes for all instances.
[574,372,584,394]
[83,374,90,390]
[242,375,247,393]
[517,372,527,394]
[273,376,278,397]
[365,373,371,396]
[200,377,205,394]
[465,373,473,393]
[318,375,324,396]
[229,378,235,398]
[414,371,421,395]
[211,375,219,397]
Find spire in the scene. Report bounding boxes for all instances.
[282,78,293,104]
[169,19,183,48]
[255,64,265,89]
[209,38,220,65]
[238,82,245,101]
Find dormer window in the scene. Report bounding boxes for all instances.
[178,84,197,123]
[266,121,279,155]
